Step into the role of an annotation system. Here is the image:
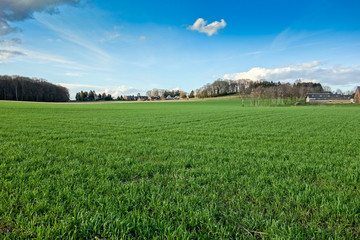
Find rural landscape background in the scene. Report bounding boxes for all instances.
[1,0,360,239]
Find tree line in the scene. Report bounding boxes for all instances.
[0,75,69,102]
[194,79,324,99]
[145,89,189,99]
[75,89,191,101]
[75,90,114,101]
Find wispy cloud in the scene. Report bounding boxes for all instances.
[271,28,326,51]
[99,26,121,43]
[37,17,111,61]
[47,38,62,42]
[0,38,22,46]
[0,1,85,66]
[245,51,263,56]
[14,48,111,71]
[188,18,227,36]
[0,0,80,37]
[23,49,79,65]
[0,19,19,36]
[139,36,146,41]
[0,43,86,67]
[0,49,26,59]
[223,61,360,86]
[99,32,120,43]
[65,72,84,77]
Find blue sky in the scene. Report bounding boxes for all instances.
[0,0,360,98]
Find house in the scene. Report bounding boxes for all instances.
[124,95,149,101]
[137,96,149,101]
[149,96,161,101]
[124,95,136,101]
[354,87,360,103]
[306,92,353,104]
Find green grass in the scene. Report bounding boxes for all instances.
[1,100,360,239]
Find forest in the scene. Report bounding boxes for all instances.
[0,75,69,102]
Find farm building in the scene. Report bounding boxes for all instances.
[166,95,173,100]
[354,87,360,103]
[124,95,149,101]
[137,96,149,101]
[149,96,161,101]
[124,95,136,101]
[306,92,353,104]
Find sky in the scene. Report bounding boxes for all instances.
[0,0,360,99]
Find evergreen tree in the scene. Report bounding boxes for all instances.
[189,90,195,98]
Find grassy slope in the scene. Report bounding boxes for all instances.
[0,101,360,239]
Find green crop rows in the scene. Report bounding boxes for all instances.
[1,101,360,239]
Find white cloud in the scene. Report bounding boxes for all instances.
[103,86,145,97]
[59,83,106,89]
[188,18,227,36]
[223,61,360,86]
[139,36,146,41]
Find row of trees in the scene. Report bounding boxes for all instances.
[75,89,191,101]
[145,89,189,99]
[0,75,69,102]
[75,90,113,101]
[194,79,324,99]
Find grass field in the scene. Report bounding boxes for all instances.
[1,100,360,239]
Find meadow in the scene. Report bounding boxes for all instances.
[0,100,359,239]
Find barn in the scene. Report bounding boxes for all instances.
[306,92,353,104]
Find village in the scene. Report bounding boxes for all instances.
[123,95,183,101]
